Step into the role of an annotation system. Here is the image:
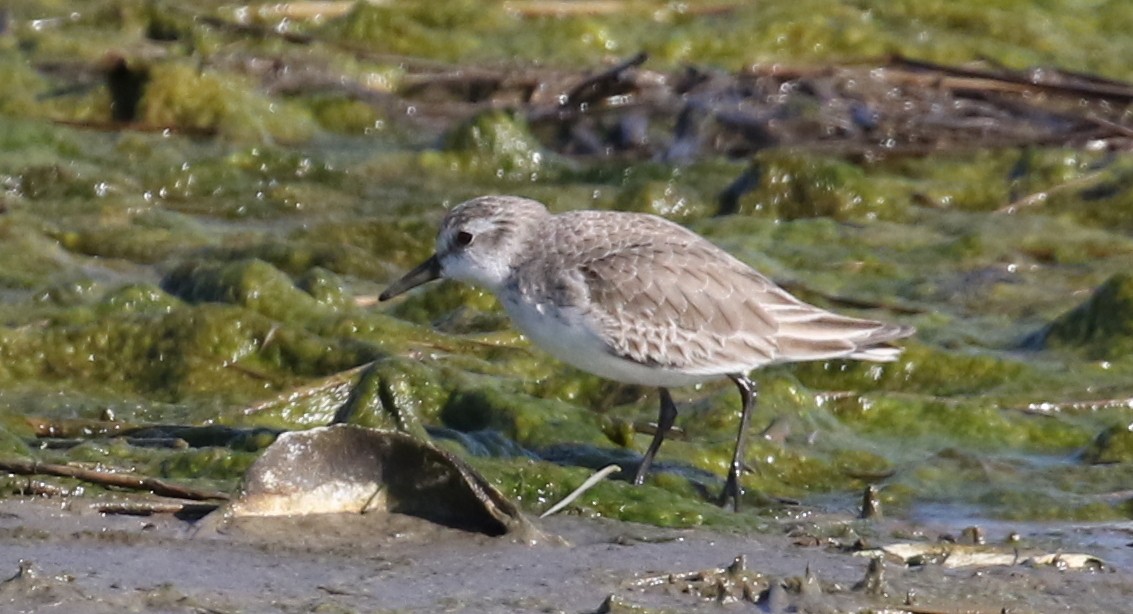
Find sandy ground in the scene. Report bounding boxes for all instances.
[0,496,1131,613]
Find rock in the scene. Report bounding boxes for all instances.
[223,424,545,540]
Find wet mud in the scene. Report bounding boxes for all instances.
[2,497,1132,613]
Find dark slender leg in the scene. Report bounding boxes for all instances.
[719,374,757,511]
[634,387,678,485]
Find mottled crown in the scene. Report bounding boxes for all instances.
[434,195,553,290]
[441,195,548,235]
[438,196,549,257]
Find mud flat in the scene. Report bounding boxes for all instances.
[0,496,1128,613]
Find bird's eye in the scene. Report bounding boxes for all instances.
[455,231,474,246]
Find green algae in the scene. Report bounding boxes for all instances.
[332,0,504,61]
[54,213,213,264]
[467,456,744,529]
[294,267,352,310]
[0,295,378,407]
[1,0,1133,526]
[0,422,32,458]
[442,385,610,451]
[795,343,1028,397]
[1036,273,1133,359]
[309,0,1133,80]
[140,61,316,143]
[735,151,912,222]
[434,110,555,181]
[1082,423,1133,465]
[156,446,259,486]
[307,96,383,135]
[389,282,507,332]
[334,359,442,440]
[44,436,257,493]
[0,51,47,118]
[162,259,330,323]
[614,178,716,223]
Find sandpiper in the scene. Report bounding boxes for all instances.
[379,195,914,510]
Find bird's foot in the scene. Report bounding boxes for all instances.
[717,469,743,512]
[632,457,653,486]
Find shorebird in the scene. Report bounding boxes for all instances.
[380,195,913,509]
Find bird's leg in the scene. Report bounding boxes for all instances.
[634,387,678,485]
[720,374,757,511]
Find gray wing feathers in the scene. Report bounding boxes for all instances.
[539,212,912,374]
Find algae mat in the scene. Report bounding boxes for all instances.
[2,1,1133,610]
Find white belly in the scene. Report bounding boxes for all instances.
[499,294,718,388]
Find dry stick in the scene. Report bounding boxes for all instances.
[51,118,219,137]
[196,14,316,45]
[504,0,648,17]
[31,437,189,450]
[94,500,220,516]
[772,134,1096,159]
[888,54,1133,103]
[562,51,648,107]
[24,415,136,439]
[899,607,1000,614]
[1082,489,1133,502]
[504,0,736,18]
[231,0,358,22]
[743,60,1133,147]
[0,459,229,501]
[740,59,1073,102]
[540,464,621,518]
[398,69,509,94]
[996,168,1113,213]
[1083,113,1133,138]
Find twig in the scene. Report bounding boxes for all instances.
[32,437,190,450]
[504,1,638,17]
[196,15,316,45]
[225,363,276,381]
[897,606,1002,614]
[94,500,220,517]
[504,1,735,18]
[562,51,648,108]
[1081,489,1133,502]
[888,54,1133,103]
[540,464,620,518]
[0,459,230,501]
[1083,113,1133,138]
[51,118,219,137]
[996,167,1111,213]
[26,419,279,450]
[24,416,135,439]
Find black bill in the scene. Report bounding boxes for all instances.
[379,254,442,301]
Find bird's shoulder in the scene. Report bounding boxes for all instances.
[543,210,722,266]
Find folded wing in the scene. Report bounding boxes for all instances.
[546,213,911,375]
